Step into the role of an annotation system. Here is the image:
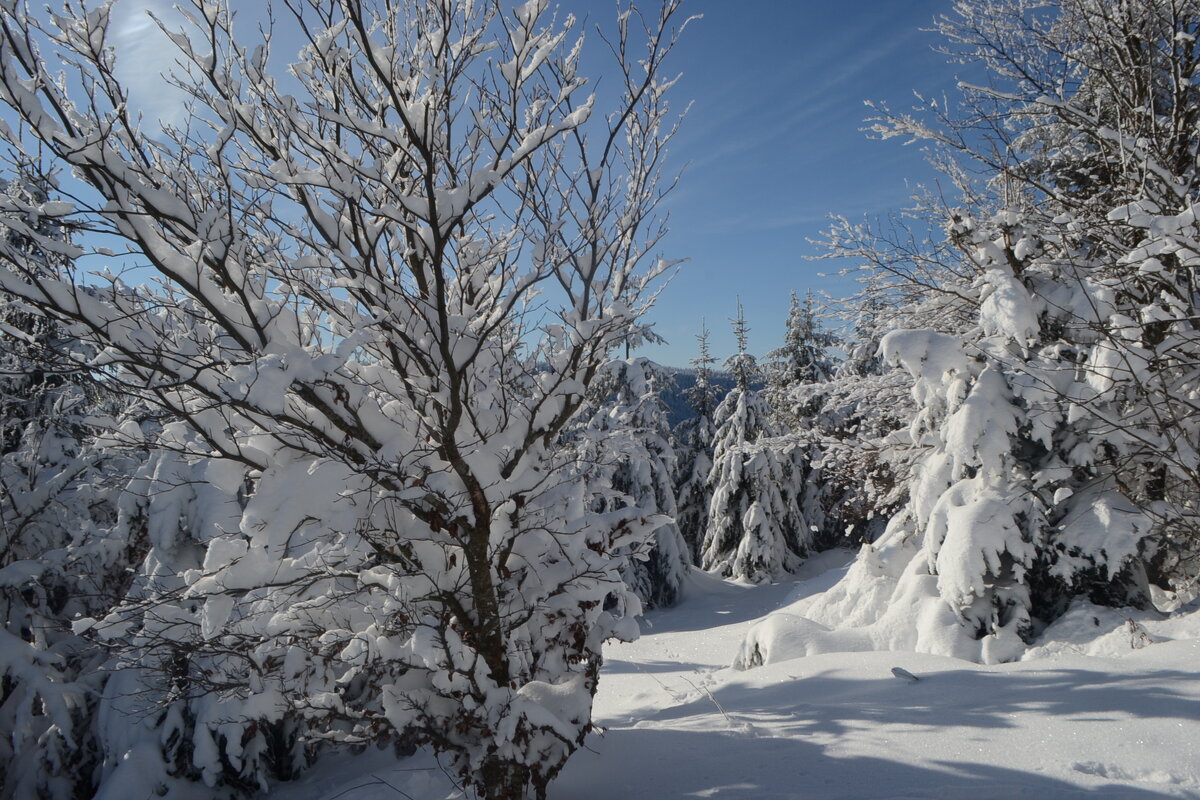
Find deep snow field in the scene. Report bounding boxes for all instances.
[280,550,1200,800]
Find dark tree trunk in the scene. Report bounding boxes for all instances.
[481,757,533,800]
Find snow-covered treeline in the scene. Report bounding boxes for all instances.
[670,0,1200,665]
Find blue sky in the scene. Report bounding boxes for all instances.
[106,0,963,367]
[631,0,962,366]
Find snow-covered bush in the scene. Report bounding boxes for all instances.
[0,1,691,797]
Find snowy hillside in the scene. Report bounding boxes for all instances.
[277,553,1200,799]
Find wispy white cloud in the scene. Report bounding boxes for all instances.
[682,25,922,174]
[109,0,190,128]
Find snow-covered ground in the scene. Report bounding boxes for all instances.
[281,551,1200,799]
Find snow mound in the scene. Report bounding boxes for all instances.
[1023,598,1200,660]
[735,546,1200,669]
[733,613,873,668]
[739,536,1021,665]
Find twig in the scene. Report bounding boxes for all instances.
[676,673,734,727]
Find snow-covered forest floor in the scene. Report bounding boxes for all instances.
[278,551,1200,800]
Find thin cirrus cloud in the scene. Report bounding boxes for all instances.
[110,0,190,128]
[683,27,921,176]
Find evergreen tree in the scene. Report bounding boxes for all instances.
[839,277,891,379]
[765,290,837,427]
[0,175,140,800]
[725,300,757,393]
[762,292,838,548]
[701,304,808,583]
[570,358,689,608]
[674,323,723,562]
[684,322,723,422]
[796,285,915,549]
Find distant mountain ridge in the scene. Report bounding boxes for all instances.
[653,364,736,429]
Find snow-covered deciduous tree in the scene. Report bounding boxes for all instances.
[673,323,722,561]
[568,358,688,608]
[701,304,807,583]
[0,1,691,797]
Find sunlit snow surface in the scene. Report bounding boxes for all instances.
[280,550,1200,799]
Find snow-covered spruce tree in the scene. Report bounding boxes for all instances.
[764,290,836,428]
[761,291,837,549]
[948,0,1200,595]
[790,367,913,548]
[808,0,1200,661]
[701,303,807,583]
[0,175,142,800]
[0,2,691,798]
[673,322,723,561]
[567,358,688,608]
[90,424,315,795]
[837,275,893,380]
[798,283,914,547]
